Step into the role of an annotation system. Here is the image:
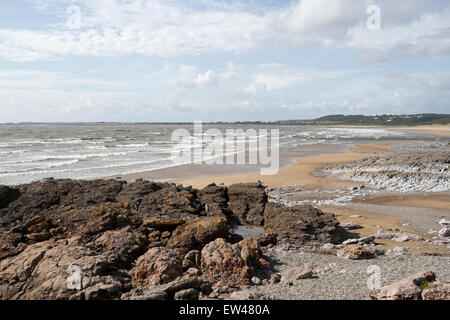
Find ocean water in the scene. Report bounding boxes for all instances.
[0,123,443,185]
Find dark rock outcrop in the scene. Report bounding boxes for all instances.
[263,203,348,244]
[0,186,20,209]
[0,178,353,300]
[198,183,229,217]
[228,182,267,225]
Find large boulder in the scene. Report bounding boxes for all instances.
[200,238,262,287]
[198,183,229,217]
[129,247,183,288]
[167,217,229,253]
[138,184,202,219]
[0,239,130,300]
[263,203,347,244]
[115,180,162,209]
[228,183,267,225]
[377,271,436,300]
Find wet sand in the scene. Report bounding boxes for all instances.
[407,125,450,137]
[116,143,352,184]
[173,143,388,189]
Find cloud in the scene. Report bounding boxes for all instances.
[346,8,450,62]
[0,0,448,64]
[178,62,238,88]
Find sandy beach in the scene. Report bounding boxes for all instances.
[173,142,391,189]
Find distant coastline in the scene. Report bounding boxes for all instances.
[1,113,449,126]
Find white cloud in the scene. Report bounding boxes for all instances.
[178,62,238,88]
[346,9,450,62]
[0,0,448,63]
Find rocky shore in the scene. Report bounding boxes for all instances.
[320,142,450,193]
[0,175,448,300]
[0,178,349,300]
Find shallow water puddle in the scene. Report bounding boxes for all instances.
[233,225,265,239]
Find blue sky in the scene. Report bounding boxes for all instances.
[0,0,449,122]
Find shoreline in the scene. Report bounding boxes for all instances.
[114,142,353,185]
[172,142,390,189]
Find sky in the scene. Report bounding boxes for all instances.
[0,0,449,122]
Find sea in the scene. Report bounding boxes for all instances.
[0,123,445,186]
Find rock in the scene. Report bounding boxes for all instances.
[182,250,201,269]
[385,247,408,256]
[239,237,262,266]
[115,180,162,209]
[0,186,20,209]
[392,232,422,242]
[0,239,129,300]
[340,222,363,230]
[226,290,257,300]
[251,277,261,285]
[228,182,267,225]
[124,291,168,300]
[167,217,229,253]
[138,184,202,219]
[350,215,362,218]
[438,219,450,227]
[374,231,396,240]
[263,203,348,244]
[123,274,201,300]
[343,235,375,245]
[337,244,380,260]
[438,227,450,238]
[90,229,147,267]
[156,275,201,295]
[129,247,183,288]
[198,184,230,217]
[200,238,262,287]
[322,243,335,251]
[143,218,185,230]
[59,180,125,208]
[257,231,278,247]
[281,265,314,283]
[185,267,202,276]
[0,232,26,259]
[421,281,450,300]
[269,274,281,284]
[174,288,200,300]
[377,271,436,300]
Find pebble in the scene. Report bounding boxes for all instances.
[322,243,335,250]
[251,277,261,285]
[385,247,408,256]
